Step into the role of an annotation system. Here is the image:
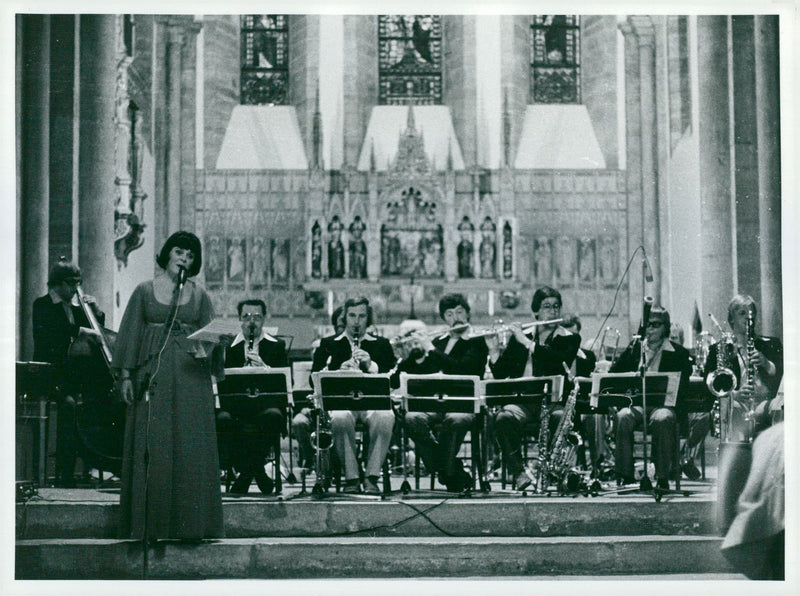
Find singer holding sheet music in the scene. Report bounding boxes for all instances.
[217,299,288,495]
[610,305,694,490]
[114,231,227,541]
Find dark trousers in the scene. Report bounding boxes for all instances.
[55,395,78,486]
[405,411,474,479]
[216,407,283,477]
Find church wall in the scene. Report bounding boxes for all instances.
[202,15,239,169]
[581,15,619,169]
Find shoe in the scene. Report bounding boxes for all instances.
[681,460,701,481]
[616,475,635,487]
[656,478,670,491]
[230,473,253,494]
[515,468,535,491]
[342,480,361,494]
[446,469,473,493]
[254,469,274,495]
[364,476,381,494]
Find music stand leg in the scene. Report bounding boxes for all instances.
[286,413,297,484]
[38,400,47,487]
[400,416,410,495]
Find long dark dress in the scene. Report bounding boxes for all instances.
[113,280,224,540]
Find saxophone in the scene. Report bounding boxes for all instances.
[547,381,582,491]
[741,310,767,442]
[532,396,551,493]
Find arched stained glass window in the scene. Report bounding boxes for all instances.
[530,15,581,104]
[378,15,442,105]
[241,15,289,105]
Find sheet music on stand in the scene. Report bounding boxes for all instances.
[399,373,482,414]
[312,371,393,411]
[481,375,564,409]
[217,366,293,419]
[588,371,680,410]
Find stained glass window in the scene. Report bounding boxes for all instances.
[530,16,580,104]
[378,15,442,105]
[241,15,289,105]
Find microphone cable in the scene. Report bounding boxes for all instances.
[588,245,646,352]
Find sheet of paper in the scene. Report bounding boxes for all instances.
[186,318,242,342]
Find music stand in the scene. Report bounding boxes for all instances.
[289,361,314,486]
[16,361,57,487]
[217,367,292,494]
[311,371,394,497]
[589,371,687,500]
[398,373,483,493]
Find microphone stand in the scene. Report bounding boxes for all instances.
[637,336,653,492]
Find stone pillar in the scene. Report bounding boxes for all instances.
[630,17,660,304]
[19,15,51,360]
[754,15,782,337]
[343,15,377,167]
[180,20,202,231]
[697,16,734,323]
[77,15,118,323]
[166,20,184,234]
[619,19,644,335]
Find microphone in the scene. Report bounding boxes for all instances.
[643,253,654,283]
[640,296,654,337]
[177,265,188,289]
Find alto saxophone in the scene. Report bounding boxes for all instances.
[548,381,582,491]
[532,396,551,493]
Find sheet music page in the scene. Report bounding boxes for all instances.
[186,318,242,342]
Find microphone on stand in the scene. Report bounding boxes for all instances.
[177,265,188,290]
[643,253,654,283]
[639,296,654,338]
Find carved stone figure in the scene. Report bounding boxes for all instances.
[348,216,367,279]
[457,216,474,279]
[328,216,345,279]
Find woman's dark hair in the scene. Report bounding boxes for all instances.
[47,259,81,287]
[343,296,373,327]
[438,293,471,319]
[156,231,202,276]
[237,299,267,317]
[531,286,562,313]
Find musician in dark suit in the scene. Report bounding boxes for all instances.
[397,293,488,492]
[703,294,783,442]
[610,306,694,490]
[32,259,105,487]
[218,299,288,494]
[485,286,581,490]
[311,297,396,494]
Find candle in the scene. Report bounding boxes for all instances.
[488,290,495,317]
[327,290,334,317]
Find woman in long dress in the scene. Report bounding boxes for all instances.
[114,231,227,541]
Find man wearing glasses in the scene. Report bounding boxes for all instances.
[486,286,580,490]
[610,306,694,490]
[217,299,288,494]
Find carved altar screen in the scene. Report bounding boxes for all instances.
[241,15,289,105]
[380,187,444,278]
[530,15,580,104]
[378,15,442,105]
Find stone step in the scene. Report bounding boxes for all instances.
[16,535,734,579]
[17,493,718,539]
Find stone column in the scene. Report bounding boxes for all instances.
[166,20,185,235]
[19,15,51,359]
[697,16,734,323]
[619,19,644,337]
[630,17,660,304]
[180,20,202,231]
[77,15,118,323]
[754,15,782,337]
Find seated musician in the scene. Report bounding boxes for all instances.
[485,286,580,491]
[217,299,287,495]
[292,306,345,470]
[396,293,488,493]
[311,297,396,494]
[32,259,105,487]
[610,306,694,490]
[703,294,783,442]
